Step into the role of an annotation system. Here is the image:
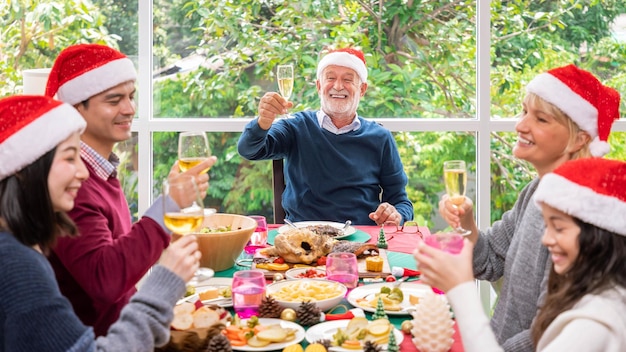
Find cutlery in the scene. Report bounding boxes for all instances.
[393,276,409,288]
[341,220,352,233]
[201,297,233,306]
[284,219,298,229]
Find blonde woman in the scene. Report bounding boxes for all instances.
[437,64,620,351]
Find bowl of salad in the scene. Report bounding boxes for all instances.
[186,213,257,271]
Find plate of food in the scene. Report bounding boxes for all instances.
[277,221,356,239]
[193,277,234,307]
[347,282,440,315]
[228,318,306,351]
[305,317,403,351]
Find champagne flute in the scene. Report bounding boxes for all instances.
[178,131,211,174]
[162,175,204,236]
[443,160,471,236]
[163,175,211,283]
[276,64,294,118]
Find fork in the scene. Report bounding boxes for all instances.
[393,276,409,288]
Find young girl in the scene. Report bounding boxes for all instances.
[438,64,621,350]
[416,157,626,351]
[0,95,202,351]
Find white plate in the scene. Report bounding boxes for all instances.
[277,221,356,239]
[347,282,442,315]
[305,320,404,351]
[285,267,326,280]
[195,277,234,308]
[231,318,306,351]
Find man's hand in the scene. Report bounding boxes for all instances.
[369,202,402,225]
[257,92,293,130]
[167,156,217,206]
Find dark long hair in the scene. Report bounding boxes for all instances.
[531,219,626,345]
[0,147,78,252]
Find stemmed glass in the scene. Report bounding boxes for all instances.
[163,175,211,282]
[276,64,294,118]
[162,175,204,236]
[443,160,471,236]
[178,131,211,174]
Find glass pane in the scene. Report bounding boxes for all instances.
[152,131,274,220]
[391,131,476,232]
[152,1,476,119]
[490,1,626,120]
[114,133,139,221]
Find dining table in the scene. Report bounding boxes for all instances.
[211,224,465,352]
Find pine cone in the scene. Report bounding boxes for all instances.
[314,339,332,350]
[411,291,454,352]
[363,341,382,352]
[258,295,284,318]
[206,334,232,352]
[297,301,321,326]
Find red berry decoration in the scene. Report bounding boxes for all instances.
[385,275,396,282]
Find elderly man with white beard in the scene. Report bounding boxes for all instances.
[238,48,413,226]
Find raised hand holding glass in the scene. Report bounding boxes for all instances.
[162,175,204,236]
[443,160,471,236]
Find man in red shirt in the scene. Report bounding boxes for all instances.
[44,44,216,336]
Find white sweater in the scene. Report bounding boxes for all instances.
[447,282,626,352]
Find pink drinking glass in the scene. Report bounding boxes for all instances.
[245,215,268,254]
[325,252,359,289]
[232,270,266,319]
[424,232,464,254]
[424,232,464,294]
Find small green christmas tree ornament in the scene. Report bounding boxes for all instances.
[376,227,388,249]
[372,296,388,320]
[386,328,399,352]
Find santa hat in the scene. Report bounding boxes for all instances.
[317,48,368,83]
[0,95,86,181]
[534,158,626,236]
[45,44,137,105]
[526,64,621,157]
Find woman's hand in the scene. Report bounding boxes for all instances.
[159,235,201,282]
[413,238,474,292]
[438,194,474,230]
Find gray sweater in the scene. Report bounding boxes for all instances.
[0,231,185,351]
[473,178,550,352]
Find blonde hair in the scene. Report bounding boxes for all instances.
[525,93,592,160]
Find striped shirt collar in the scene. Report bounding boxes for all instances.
[80,141,120,180]
[316,110,361,134]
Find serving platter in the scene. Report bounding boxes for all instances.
[347,282,443,315]
[305,320,404,351]
[231,318,306,351]
[277,221,356,239]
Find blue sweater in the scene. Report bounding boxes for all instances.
[238,111,413,225]
[0,231,185,351]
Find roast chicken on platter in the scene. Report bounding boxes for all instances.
[259,228,379,264]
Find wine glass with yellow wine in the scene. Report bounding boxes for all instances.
[443,160,472,236]
[276,64,294,118]
[178,131,211,174]
[162,175,204,237]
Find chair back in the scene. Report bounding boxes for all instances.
[272,159,286,224]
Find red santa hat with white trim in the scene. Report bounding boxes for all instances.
[317,48,368,83]
[0,95,86,181]
[526,64,621,157]
[534,158,626,236]
[45,44,137,105]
